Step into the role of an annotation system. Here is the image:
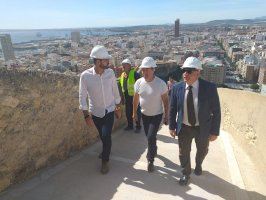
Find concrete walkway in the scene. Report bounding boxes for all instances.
[0,125,265,200]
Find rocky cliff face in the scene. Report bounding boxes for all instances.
[0,68,125,191]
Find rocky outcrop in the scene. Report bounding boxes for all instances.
[0,68,126,192]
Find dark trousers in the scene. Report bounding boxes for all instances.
[178,124,209,176]
[142,113,163,162]
[125,93,141,128]
[92,112,114,161]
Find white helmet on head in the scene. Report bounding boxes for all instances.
[139,57,157,69]
[121,58,132,65]
[181,57,202,70]
[90,45,112,59]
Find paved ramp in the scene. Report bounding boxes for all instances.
[0,125,265,200]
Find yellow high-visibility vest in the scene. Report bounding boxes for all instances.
[119,69,135,96]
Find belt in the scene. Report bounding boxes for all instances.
[182,123,200,129]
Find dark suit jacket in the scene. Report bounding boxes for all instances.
[169,78,221,139]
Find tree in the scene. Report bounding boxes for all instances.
[168,67,183,82]
[250,84,259,91]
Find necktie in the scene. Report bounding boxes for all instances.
[187,85,196,126]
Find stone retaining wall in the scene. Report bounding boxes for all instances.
[0,68,126,191]
[219,88,266,172]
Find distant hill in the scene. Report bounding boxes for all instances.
[205,17,266,25]
[1,16,265,33]
[254,16,266,20]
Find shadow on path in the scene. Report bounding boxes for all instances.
[1,127,265,200]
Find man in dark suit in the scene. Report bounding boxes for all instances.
[169,57,221,186]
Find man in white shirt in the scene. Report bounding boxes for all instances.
[79,45,121,174]
[133,57,169,172]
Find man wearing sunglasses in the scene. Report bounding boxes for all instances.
[169,57,221,186]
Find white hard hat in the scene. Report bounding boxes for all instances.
[139,57,157,69]
[181,57,202,70]
[90,45,112,59]
[121,58,132,65]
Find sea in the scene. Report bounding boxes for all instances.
[0,29,127,44]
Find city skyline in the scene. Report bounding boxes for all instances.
[0,0,266,29]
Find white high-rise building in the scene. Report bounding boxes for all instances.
[0,34,15,61]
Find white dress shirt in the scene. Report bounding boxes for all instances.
[79,67,121,118]
[183,80,199,126]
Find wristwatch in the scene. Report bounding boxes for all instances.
[115,106,121,111]
[84,114,91,119]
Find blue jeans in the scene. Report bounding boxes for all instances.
[142,113,163,162]
[92,111,114,161]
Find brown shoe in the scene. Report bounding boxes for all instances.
[101,160,109,174]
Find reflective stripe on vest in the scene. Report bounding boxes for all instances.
[119,69,135,96]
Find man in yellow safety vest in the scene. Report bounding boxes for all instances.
[119,58,142,133]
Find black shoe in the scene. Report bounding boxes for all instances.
[147,162,154,172]
[124,126,133,131]
[101,161,109,174]
[98,152,102,159]
[194,165,202,176]
[179,175,190,186]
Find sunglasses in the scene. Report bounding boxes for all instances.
[182,68,197,74]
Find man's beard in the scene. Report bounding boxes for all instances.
[99,64,108,70]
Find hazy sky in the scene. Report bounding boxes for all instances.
[1,0,266,29]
